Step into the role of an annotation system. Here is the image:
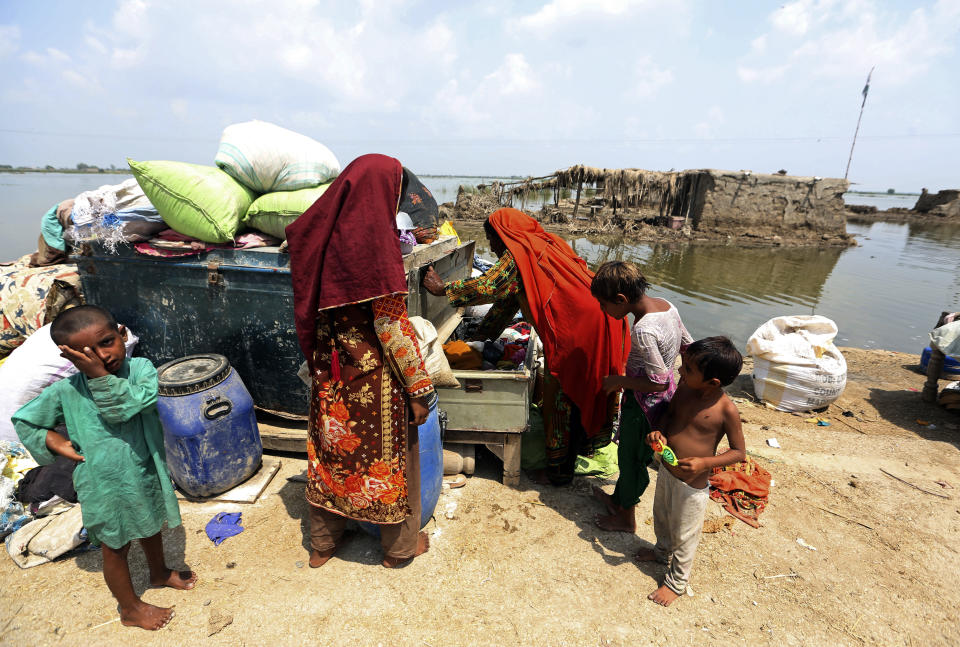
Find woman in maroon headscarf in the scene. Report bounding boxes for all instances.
[286,154,433,568]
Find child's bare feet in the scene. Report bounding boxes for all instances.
[594,508,636,533]
[591,485,617,515]
[634,547,657,562]
[120,601,174,630]
[309,547,336,568]
[648,584,681,607]
[150,569,196,590]
[382,532,429,568]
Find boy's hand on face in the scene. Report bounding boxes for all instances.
[601,375,623,394]
[59,345,109,379]
[675,456,707,476]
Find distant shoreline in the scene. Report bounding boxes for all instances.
[0,169,130,175]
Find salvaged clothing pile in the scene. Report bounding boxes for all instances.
[708,457,772,528]
[442,321,534,371]
[1,438,86,569]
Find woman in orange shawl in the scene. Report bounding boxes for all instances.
[423,208,629,485]
[287,154,433,568]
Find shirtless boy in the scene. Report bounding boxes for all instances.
[13,306,196,630]
[636,336,745,607]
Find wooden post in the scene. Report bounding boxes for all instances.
[572,168,584,220]
[922,348,945,403]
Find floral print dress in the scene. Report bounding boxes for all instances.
[305,293,434,524]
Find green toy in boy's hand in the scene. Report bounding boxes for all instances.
[652,439,679,466]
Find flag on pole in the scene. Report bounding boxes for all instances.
[861,67,874,100]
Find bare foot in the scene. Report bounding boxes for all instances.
[634,547,658,562]
[648,584,681,607]
[150,569,197,590]
[591,485,617,515]
[594,510,636,533]
[382,532,430,568]
[309,547,336,568]
[119,601,174,630]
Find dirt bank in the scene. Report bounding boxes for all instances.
[1,348,958,646]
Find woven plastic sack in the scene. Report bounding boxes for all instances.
[243,183,332,239]
[215,120,340,193]
[746,315,846,412]
[0,324,139,442]
[408,317,459,388]
[128,159,255,243]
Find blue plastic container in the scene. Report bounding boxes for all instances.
[360,396,443,536]
[156,354,263,498]
[920,346,960,378]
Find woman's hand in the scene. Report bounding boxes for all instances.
[58,345,109,379]
[421,266,447,297]
[409,397,430,426]
[601,374,624,394]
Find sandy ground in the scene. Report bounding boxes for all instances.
[1,348,958,646]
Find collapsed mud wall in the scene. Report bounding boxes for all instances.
[914,189,960,218]
[692,171,848,234]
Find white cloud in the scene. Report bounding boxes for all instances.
[483,53,539,95]
[631,56,673,98]
[771,0,816,36]
[694,106,725,139]
[46,48,71,63]
[85,35,108,55]
[170,98,189,119]
[741,0,960,85]
[737,64,788,83]
[0,24,20,60]
[517,0,660,31]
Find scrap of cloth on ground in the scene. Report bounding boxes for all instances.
[286,154,434,526]
[12,358,181,548]
[205,511,244,545]
[708,457,772,528]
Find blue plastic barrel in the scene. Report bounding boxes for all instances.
[360,396,443,536]
[156,354,263,498]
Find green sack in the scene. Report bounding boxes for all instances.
[574,441,619,478]
[128,159,256,243]
[243,183,331,239]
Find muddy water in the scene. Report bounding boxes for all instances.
[1,173,957,354]
[456,219,960,354]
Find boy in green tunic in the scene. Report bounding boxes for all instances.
[13,305,196,631]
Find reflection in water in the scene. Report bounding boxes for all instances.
[459,221,959,353]
[567,237,842,309]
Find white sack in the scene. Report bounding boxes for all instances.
[0,324,139,443]
[215,120,340,193]
[746,315,846,412]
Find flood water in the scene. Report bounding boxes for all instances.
[1,173,957,354]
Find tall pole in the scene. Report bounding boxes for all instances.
[844,66,874,180]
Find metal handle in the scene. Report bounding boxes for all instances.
[203,398,233,420]
[464,379,484,393]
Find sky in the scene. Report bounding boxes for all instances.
[1,0,958,192]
